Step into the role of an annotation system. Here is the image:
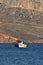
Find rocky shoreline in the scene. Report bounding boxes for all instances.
[0,33,18,43]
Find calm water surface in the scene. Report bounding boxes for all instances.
[0,43,43,65]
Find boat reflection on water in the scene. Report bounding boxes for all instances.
[16,40,27,48]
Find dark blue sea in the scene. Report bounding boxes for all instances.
[0,43,43,65]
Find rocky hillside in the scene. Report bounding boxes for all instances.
[0,0,43,11]
[0,0,43,43]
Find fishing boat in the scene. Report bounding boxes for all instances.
[16,40,27,48]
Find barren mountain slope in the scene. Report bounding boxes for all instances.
[0,1,43,43]
[0,0,43,11]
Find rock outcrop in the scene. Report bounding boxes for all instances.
[0,33,18,43]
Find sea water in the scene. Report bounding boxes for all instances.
[0,43,43,65]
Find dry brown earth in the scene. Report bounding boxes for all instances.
[0,0,43,43]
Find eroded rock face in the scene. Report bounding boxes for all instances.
[0,33,18,43]
[0,0,43,11]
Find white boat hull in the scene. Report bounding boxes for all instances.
[18,44,27,48]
